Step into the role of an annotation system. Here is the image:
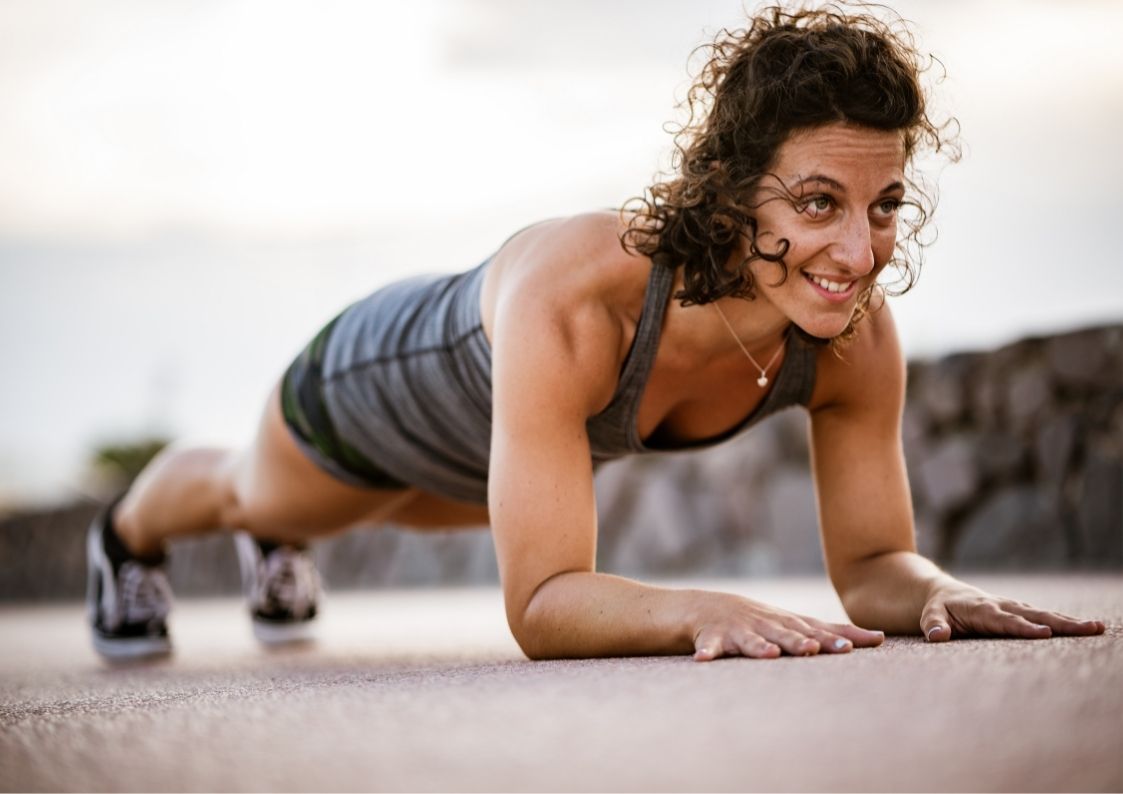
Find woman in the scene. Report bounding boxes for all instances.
[87,4,1105,660]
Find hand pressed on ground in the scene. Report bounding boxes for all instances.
[921,582,1107,642]
[691,592,885,661]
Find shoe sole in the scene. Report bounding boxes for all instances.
[251,618,316,645]
[92,631,172,660]
[86,499,172,661]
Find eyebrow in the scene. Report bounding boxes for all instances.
[791,175,905,194]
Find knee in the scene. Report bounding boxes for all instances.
[216,453,260,531]
[220,484,303,538]
[217,459,328,539]
[221,465,296,535]
[216,486,249,531]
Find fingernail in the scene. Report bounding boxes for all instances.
[927,626,942,640]
[834,638,851,650]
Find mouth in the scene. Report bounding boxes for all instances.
[802,272,858,303]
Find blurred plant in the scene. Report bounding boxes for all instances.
[89,437,170,488]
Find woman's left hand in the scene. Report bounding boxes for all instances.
[921,581,1107,642]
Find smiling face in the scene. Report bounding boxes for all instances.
[742,122,907,340]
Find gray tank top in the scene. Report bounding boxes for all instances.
[321,257,818,504]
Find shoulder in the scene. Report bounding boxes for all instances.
[806,296,905,417]
[491,211,646,302]
[486,211,655,416]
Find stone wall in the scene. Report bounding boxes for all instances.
[1,323,1119,601]
[906,324,1122,569]
[595,323,1123,576]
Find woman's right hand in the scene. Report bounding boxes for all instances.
[690,591,885,661]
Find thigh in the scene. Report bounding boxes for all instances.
[225,381,416,540]
[383,490,491,529]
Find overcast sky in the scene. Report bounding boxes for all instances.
[2,0,1122,506]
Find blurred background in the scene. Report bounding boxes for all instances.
[1,0,1120,597]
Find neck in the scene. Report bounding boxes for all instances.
[661,269,792,363]
[708,295,791,353]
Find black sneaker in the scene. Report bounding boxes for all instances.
[86,494,173,660]
[234,532,320,645]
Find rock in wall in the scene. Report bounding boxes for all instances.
[907,325,1122,570]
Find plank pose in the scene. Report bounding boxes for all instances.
[87,4,1106,660]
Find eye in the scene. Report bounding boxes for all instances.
[799,194,834,218]
[874,198,902,218]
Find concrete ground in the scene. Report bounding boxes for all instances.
[1,575,1120,792]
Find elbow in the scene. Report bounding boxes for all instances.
[829,569,864,621]
[831,549,910,603]
[834,567,872,617]
[506,602,556,661]
[505,601,542,660]
[511,632,555,662]
[838,588,869,627]
[504,571,576,661]
[831,554,889,625]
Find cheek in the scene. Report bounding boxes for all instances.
[872,229,897,264]
[771,226,827,266]
[751,205,805,248]
[750,222,795,258]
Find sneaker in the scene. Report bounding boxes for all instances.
[86,494,173,660]
[234,532,320,645]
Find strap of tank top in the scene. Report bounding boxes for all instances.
[610,257,676,405]
[588,255,818,453]
[787,332,819,406]
[759,329,818,415]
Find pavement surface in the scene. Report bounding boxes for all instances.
[1,575,1121,792]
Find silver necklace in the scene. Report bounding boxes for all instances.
[711,303,787,388]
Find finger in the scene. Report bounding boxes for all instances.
[816,621,885,647]
[958,602,1053,638]
[693,631,726,662]
[995,612,1053,639]
[762,626,820,656]
[799,624,848,655]
[813,631,852,654]
[1007,606,1106,636]
[966,601,1041,638]
[1002,600,1100,627]
[921,602,951,643]
[781,619,848,655]
[733,632,781,660]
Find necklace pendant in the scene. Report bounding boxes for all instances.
[757,375,769,387]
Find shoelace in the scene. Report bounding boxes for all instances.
[256,548,319,618]
[118,561,173,625]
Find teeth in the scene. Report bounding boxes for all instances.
[808,274,853,294]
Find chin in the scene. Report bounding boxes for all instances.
[791,314,852,341]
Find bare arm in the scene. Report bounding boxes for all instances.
[809,302,942,630]
[811,304,1105,640]
[487,268,694,658]
[488,251,882,660]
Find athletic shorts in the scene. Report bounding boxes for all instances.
[279,310,410,491]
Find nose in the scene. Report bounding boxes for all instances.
[829,213,876,276]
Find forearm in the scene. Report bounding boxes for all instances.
[514,571,702,659]
[837,550,958,634]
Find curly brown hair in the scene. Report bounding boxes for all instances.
[620,2,959,344]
